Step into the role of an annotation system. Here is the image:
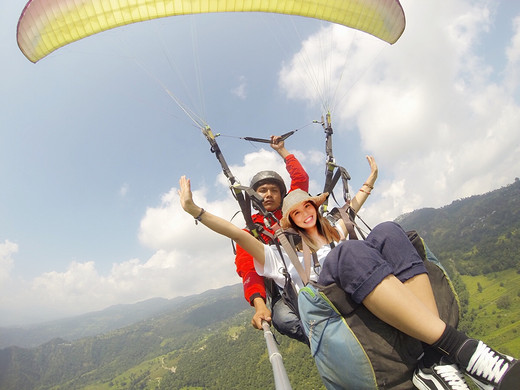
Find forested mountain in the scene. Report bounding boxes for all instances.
[0,179,518,390]
[396,178,520,275]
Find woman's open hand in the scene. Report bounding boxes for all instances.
[178,176,199,216]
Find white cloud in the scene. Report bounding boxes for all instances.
[217,148,289,188]
[505,16,520,94]
[231,75,247,99]
[0,240,17,283]
[279,0,520,226]
[119,183,129,197]
[1,237,238,325]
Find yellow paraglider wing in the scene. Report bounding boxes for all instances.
[17,0,406,63]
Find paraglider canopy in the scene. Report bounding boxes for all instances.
[17,0,406,63]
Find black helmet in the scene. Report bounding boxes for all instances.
[250,170,287,197]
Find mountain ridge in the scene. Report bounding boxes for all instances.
[0,284,243,349]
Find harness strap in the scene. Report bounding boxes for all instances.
[302,240,342,284]
[202,126,265,239]
[335,201,374,240]
[202,126,237,185]
[323,165,353,211]
[301,240,313,285]
[320,114,353,213]
[231,183,275,240]
[311,251,321,275]
[337,203,360,240]
[274,228,309,285]
[321,113,335,214]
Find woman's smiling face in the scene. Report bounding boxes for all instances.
[289,201,317,230]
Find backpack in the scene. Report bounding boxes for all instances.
[297,231,460,389]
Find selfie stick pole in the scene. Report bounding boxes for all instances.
[262,321,292,390]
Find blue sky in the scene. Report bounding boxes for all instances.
[1,0,520,326]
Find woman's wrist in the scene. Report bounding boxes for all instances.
[193,207,205,225]
[194,207,205,219]
[184,202,200,217]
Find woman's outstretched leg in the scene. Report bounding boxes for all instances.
[363,274,519,389]
[362,274,445,343]
[404,273,439,317]
[366,222,441,311]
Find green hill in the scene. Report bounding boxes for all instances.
[459,270,520,357]
[396,178,520,275]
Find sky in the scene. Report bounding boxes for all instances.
[1,0,519,327]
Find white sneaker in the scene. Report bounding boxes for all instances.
[413,361,470,390]
[462,340,519,390]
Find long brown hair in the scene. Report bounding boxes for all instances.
[288,202,340,252]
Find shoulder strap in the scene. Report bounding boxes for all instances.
[301,240,313,284]
[274,228,310,285]
[311,250,321,275]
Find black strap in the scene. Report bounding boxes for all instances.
[308,242,335,277]
[202,126,237,185]
[201,125,274,238]
[311,251,320,275]
[274,237,300,315]
[320,114,353,213]
[323,165,352,210]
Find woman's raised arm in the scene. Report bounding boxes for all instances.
[178,176,266,265]
[350,155,378,213]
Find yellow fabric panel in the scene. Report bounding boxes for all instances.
[17,0,405,63]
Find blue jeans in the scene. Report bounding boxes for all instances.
[270,293,309,345]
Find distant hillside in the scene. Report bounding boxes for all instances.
[0,287,247,350]
[396,178,520,275]
[0,297,181,349]
[0,284,322,390]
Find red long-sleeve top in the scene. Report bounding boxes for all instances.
[234,154,309,304]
